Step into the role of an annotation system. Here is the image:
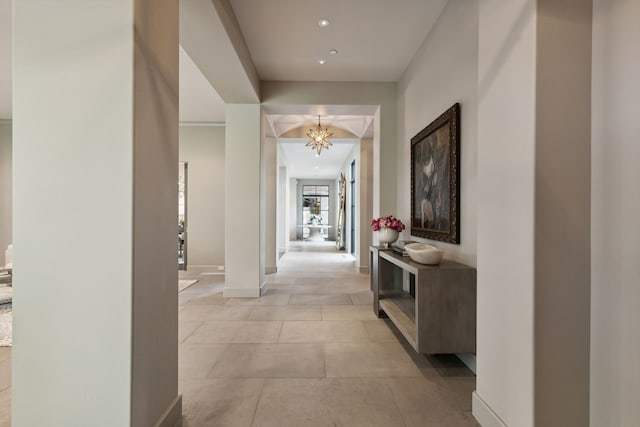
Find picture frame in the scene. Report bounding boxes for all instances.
[410,103,460,244]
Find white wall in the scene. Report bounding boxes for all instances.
[179,124,225,268]
[476,1,537,426]
[591,0,640,424]
[358,138,373,272]
[263,136,277,273]
[130,2,181,423]
[276,165,288,258]
[534,1,592,425]
[288,177,297,241]
[475,1,592,426]
[224,104,263,297]
[397,0,478,268]
[13,1,180,425]
[0,121,10,259]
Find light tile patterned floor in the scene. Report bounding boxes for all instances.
[179,241,479,427]
[0,241,479,427]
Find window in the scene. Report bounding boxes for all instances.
[302,185,329,227]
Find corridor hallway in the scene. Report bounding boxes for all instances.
[178,241,479,426]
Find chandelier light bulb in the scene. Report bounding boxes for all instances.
[305,115,333,155]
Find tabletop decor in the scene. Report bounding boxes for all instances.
[404,242,445,265]
[371,215,405,248]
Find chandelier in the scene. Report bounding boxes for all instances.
[305,115,333,155]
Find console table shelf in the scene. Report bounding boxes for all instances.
[370,246,476,355]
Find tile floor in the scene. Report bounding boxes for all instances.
[179,242,479,427]
[0,241,479,427]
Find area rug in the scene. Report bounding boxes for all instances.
[178,279,199,293]
[0,304,11,347]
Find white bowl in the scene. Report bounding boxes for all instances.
[404,243,444,265]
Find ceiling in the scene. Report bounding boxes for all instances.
[267,115,374,139]
[279,138,358,179]
[1,0,447,178]
[228,0,447,82]
[179,46,225,123]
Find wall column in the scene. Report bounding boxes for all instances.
[0,121,11,257]
[475,1,591,426]
[277,165,289,260]
[591,0,640,424]
[358,138,373,272]
[13,1,180,426]
[263,137,278,274]
[224,104,263,297]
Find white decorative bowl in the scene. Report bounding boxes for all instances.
[404,243,444,265]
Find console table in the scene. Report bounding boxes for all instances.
[0,269,11,286]
[370,246,476,355]
[298,224,332,241]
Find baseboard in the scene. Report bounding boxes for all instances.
[359,265,369,273]
[187,264,224,272]
[472,392,508,427]
[154,394,182,427]
[179,121,225,127]
[223,286,261,298]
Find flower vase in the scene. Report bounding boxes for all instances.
[378,228,399,248]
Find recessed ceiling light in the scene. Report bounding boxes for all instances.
[318,59,326,65]
[318,18,330,27]
[329,49,338,55]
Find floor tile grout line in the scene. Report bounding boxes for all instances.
[275,320,285,343]
[248,378,267,427]
[381,379,411,427]
[180,321,206,345]
[203,343,230,379]
[322,342,328,378]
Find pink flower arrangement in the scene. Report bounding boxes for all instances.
[371,215,405,232]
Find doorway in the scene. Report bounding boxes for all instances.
[350,160,356,255]
[178,162,188,270]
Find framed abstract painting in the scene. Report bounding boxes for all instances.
[410,103,460,244]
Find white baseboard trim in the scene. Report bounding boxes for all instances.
[187,264,224,270]
[179,121,225,127]
[223,286,261,298]
[265,266,277,274]
[154,394,182,427]
[359,265,369,273]
[472,392,508,427]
